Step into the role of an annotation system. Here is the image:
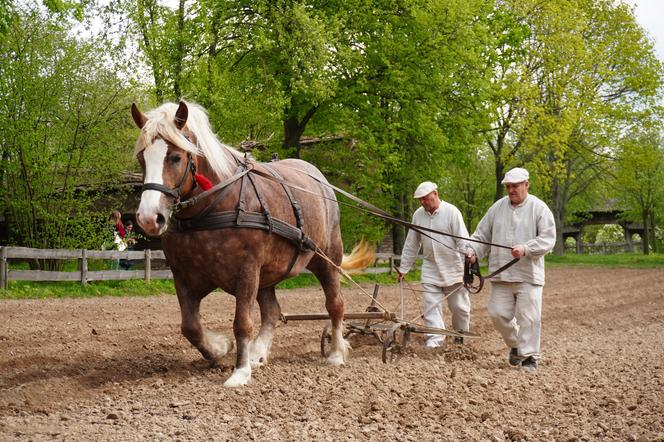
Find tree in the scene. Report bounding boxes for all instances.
[486,0,663,255]
[0,6,135,259]
[614,129,664,254]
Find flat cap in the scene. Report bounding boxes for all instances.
[501,167,529,184]
[413,181,438,199]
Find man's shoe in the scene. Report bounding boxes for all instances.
[453,336,464,345]
[521,356,538,373]
[509,348,521,366]
[425,339,442,348]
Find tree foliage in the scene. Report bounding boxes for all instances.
[0,6,135,257]
[2,0,663,258]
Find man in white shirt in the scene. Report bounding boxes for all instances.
[466,167,556,373]
[397,181,471,348]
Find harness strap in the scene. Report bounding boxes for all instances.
[170,167,251,213]
[171,211,317,251]
[142,183,180,199]
[246,172,273,233]
[262,164,305,229]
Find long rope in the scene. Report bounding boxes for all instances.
[250,166,514,252]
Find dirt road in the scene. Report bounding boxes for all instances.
[1,267,663,441]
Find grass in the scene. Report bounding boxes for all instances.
[0,279,176,300]
[545,252,664,268]
[2,253,662,299]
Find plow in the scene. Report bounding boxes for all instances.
[281,281,481,363]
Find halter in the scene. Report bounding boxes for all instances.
[141,151,197,203]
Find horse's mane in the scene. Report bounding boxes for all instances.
[134,101,243,179]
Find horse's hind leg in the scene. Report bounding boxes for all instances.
[308,255,350,366]
[175,279,233,366]
[249,286,281,368]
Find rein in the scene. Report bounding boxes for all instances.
[249,166,521,289]
[142,155,519,291]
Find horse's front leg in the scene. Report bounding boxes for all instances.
[224,275,260,388]
[176,279,233,366]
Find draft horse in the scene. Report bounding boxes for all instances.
[131,101,371,387]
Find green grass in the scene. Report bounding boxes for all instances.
[545,253,664,268]
[2,253,662,299]
[0,279,176,300]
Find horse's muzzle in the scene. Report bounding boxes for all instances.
[136,211,168,236]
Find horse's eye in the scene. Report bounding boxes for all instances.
[168,154,182,164]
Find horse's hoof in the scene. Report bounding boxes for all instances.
[250,355,266,369]
[223,367,251,387]
[326,352,346,366]
[205,330,233,358]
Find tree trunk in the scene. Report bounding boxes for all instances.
[172,0,186,99]
[650,211,658,253]
[642,211,650,254]
[551,180,565,256]
[392,192,408,254]
[494,158,504,202]
[282,116,303,157]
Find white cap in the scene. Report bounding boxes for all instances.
[413,181,438,199]
[501,167,529,184]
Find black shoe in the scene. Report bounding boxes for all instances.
[521,356,538,373]
[509,348,521,366]
[453,336,464,345]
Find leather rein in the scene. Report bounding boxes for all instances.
[142,155,518,293]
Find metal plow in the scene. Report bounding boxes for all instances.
[280,284,480,363]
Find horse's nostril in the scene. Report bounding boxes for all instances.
[156,213,166,227]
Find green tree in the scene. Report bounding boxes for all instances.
[488,0,662,255]
[0,7,135,259]
[614,129,664,254]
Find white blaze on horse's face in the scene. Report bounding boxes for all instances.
[137,139,170,236]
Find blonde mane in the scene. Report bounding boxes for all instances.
[134,101,243,179]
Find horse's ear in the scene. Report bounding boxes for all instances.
[174,101,188,130]
[131,103,147,129]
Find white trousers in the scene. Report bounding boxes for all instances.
[421,282,471,345]
[487,282,543,359]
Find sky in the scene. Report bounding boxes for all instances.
[627,0,664,61]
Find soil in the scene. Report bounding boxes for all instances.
[1,267,663,441]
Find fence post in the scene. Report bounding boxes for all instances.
[80,249,88,286]
[144,249,151,283]
[0,247,7,290]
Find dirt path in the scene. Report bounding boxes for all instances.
[1,267,663,441]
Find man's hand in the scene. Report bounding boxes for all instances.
[511,245,526,259]
[466,249,477,264]
[395,267,405,283]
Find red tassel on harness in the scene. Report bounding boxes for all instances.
[195,173,213,191]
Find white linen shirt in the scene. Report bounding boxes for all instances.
[398,201,469,286]
[469,194,556,286]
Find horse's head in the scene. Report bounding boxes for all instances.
[131,101,201,236]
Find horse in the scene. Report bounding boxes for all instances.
[130,100,373,387]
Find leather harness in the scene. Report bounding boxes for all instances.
[143,155,317,277]
[142,154,519,292]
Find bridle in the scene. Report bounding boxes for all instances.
[140,141,198,204]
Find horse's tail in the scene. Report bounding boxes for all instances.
[340,240,375,272]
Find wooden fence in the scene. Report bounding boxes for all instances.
[0,247,172,289]
[0,247,411,289]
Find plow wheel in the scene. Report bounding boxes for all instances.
[382,324,410,364]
